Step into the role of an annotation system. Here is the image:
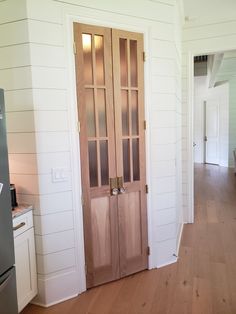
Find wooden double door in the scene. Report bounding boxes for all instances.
[74,23,148,288]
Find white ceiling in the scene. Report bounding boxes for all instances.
[183,0,236,23]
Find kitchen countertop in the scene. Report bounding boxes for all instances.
[12,204,33,219]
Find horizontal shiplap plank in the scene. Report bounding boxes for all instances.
[0,20,28,47]
[32,89,67,111]
[150,22,174,41]
[34,191,73,215]
[35,131,70,153]
[35,229,75,255]
[152,176,176,194]
[150,143,176,161]
[7,133,36,153]
[34,211,74,235]
[38,172,72,194]
[0,1,27,24]
[6,111,35,132]
[152,160,176,177]
[183,34,236,54]
[5,89,34,112]
[152,76,176,94]
[0,67,32,90]
[34,110,68,132]
[151,58,176,76]
[31,67,66,89]
[54,0,174,24]
[0,44,30,69]
[152,192,176,210]
[151,111,176,128]
[151,128,176,145]
[154,207,176,226]
[27,0,62,24]
[155,223,176,242]
[37,152,71,174]
[151,40,176,58]
[151,93,176,111]
[28,20,63,46]
[10,174,39,194]
[8,153,38,175]
[37,248,76,275]
[184,21,236,42]
[30,44,66,68]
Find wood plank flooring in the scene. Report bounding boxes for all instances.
[22,163,236,314]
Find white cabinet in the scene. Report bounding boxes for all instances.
[13,210,37,313]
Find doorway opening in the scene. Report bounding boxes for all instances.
[73,23,148,289]
[192,50,236,220]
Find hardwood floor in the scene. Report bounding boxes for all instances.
[22,163,236,314]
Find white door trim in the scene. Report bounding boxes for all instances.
[63,10,152,294]
[186,47,235,224]
[204,100,220,165]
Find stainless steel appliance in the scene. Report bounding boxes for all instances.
[0,89,18,313]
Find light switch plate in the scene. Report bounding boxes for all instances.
[51,168,68,183]
[0,183,3,194]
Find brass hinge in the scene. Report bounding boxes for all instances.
[77,121,81,133]
[81,195,84,206]
[73,42,77,54]
[145,184,148,194]
[143,51,146,62]
[147,246,150,256]
[144,120,147,130]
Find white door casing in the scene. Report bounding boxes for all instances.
[205,100,219,165]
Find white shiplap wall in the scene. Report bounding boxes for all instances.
[229,78,236,167]
[0,0,40,214]
[1,0,183,306]
[182,17,236,222]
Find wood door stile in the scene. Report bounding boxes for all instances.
[74,23,119,288]
[112,29,148,277]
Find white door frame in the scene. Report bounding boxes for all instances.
[64,10,152,294]
[204,100,220,165]
[187,48,233,223]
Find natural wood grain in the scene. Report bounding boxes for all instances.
[22,164,236,313]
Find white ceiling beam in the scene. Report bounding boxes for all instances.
[208,53,224,88]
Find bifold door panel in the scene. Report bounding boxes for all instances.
[74,23,148,288]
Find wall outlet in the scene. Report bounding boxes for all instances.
[51,168,68,183]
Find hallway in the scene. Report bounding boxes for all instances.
[22,164,236,314]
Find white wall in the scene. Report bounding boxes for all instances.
[229,78,236,167]
[194,76,229,166]
[182,11,236,222]
[1,0,183,306]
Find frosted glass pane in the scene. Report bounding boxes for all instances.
[100,141,109,185]
[130,40,138,87]
[121,90,129,136]
[132,139,140,181]
[131,91,138,135]
[88,141,98,187]
[119,38,128,86]
[123,139,130,182]
[85,89,96,137]
[95,35,105,85]
[97,89,107,137]
[82,34,93,85]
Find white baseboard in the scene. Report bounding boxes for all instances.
[176,222,184,256]
[32,294,79,308]
[32,269,81,307]
[156,257,178,269]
